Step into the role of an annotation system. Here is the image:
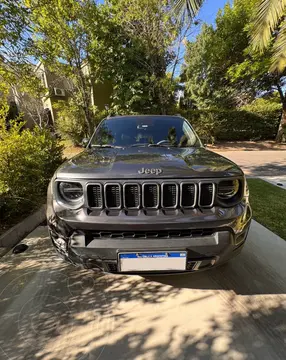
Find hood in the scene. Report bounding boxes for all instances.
[56,147,243,180]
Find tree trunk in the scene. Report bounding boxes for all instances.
[83,106,92,136]
[76,67,93,136]
[275,84,286,143]
[81,88,93,137]
[276,101,286,143]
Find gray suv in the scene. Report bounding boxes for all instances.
[47,115,252,274]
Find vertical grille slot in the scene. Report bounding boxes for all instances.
[199,183,215,207]
[162,183,178,208]
[87,184,103,208]
[105,184,121,209]
[143,184,159,208]
[124,184,140,208]
[181,183,196,208]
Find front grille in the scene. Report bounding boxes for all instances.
[143,184,159,208]
[124,184,140,208]
[199,183,215,207]
[105,184,121,208]
[87,184,102,208]
[181,183,196,208]
[90,229,214,239]
[162,184,178,208]
[87,181,216,211]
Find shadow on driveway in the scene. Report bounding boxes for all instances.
[0,227,285,360]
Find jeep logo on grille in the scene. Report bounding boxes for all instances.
[138,167,163,175]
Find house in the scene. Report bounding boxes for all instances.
[8,61,112,128]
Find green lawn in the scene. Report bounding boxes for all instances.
[247,179,286,240]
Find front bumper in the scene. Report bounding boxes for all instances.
[47,198,252,274]
[49,227,250,274]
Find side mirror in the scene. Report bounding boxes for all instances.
[81,138,89,147]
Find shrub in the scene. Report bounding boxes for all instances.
[55,100,107,145]
[0,121,63,205]
[178,107,281,143]
[0,195,34,232]
[54,101,86,145]
[241,97,281,112]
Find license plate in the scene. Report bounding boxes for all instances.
[118,251,187,272]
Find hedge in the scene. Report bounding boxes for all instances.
[0,122,63,233]
[178,108,281,142]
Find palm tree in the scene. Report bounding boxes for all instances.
[251,0,286,142]
[251,0,286,72]
[173,0,203,20]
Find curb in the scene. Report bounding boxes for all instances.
[0,205,46,249]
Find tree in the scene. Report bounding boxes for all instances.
[0,0,31,64]
[173,0,203,20]
[183,0,286,142]
[251,0,286,72]
[0,1,61,129]
[109,0,179,114]
[231,0,286,142]
[250,0,286,141]
[27,0,122,135]
[183,1,256,109]
[1,0,196,133]
[227,44,286,142]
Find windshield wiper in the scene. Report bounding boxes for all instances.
[148,143,177,148]
[91,144,123,149]
[130,143,177,148]
[130,143,150,147]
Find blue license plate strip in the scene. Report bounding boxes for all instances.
[119,252,187,259]
[118,251,187,272]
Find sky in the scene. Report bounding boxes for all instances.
[171,0,233,77]
[197,0,232,26]
[189,0,233,41]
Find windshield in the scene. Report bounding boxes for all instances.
[90,116,201,148]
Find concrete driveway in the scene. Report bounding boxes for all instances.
[216,150,286,177]
[0,222,285,360]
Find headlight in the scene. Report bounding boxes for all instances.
[58,182,84,206]
[218,179,240,200]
